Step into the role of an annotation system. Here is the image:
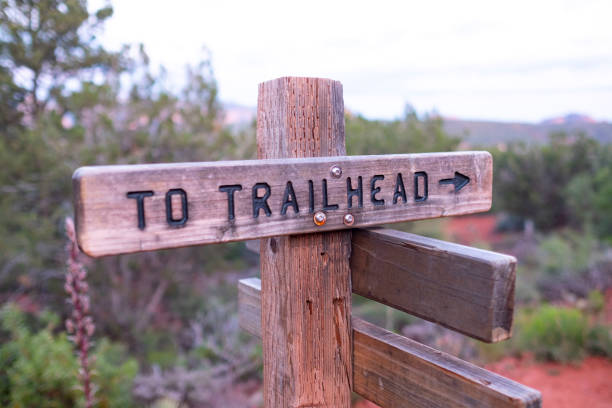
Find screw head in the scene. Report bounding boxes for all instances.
[343,213,355,226]
[330,165,342,178]
[313,211,327,226]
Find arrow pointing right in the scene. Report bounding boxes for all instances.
[439,171,470,193]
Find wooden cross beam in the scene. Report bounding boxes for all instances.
[238,278,541,408]
[351,228,515,343]
[247,227,516,343]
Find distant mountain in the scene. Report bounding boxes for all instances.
[444,114,612,147]
[222,104,612,147]
[540,113,598,125]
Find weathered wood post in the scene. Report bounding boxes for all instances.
[257,77,352,406]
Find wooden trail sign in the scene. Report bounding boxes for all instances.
[238,278,542,408]
[74,152,492,257]
[71,76,540,408]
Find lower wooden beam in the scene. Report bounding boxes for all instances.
[239,278,541,408]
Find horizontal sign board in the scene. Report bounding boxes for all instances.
[73,152,492,257]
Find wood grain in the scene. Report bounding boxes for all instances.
[352,228,516,342]
[73,151,493,257]
[247,228,516,343]
[257,77,352,407]
[238,278,541,408]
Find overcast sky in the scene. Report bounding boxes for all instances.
[93,0,612,122]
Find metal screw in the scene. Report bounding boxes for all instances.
[343,213,355,226]
[330,165,342,178]
[313,211,327,226]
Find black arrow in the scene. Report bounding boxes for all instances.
[439,171,470,192]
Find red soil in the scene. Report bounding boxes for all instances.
[445,214,504,245]
[486,356,612,408]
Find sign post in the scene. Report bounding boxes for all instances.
[72,76,541,408]
[256,77,352,407]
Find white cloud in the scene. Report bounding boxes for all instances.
[92,0,612,121]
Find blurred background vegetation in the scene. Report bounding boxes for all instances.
[1,1,611,407]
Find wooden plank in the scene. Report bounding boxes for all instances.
[353,319,541,408]
[73,151,493,257]
[246,228,516,343]
[238,278,541,408]
[352,228,516,342]
[257,77,352,407]
[238,277,262,337]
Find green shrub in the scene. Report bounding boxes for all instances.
[518,305,588,362]
[514,266,541,304]
[586,325,612,358]
[538,230,597,277]
[587,290,605,315]
[478,304,612,364]
[1,320,79,407]
[91,339,139,408]
[0,304,138,408]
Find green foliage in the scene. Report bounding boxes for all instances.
[537,230,598,277]
[587,290,605,315]
[505,305,612,363]
[346,106,461,155]
[564,165,612,242]
[591,166,612,243]
[512,229,609,304]
[92,339,139,408]
[0,0,120,116]
[477,302,612,364]
[140,329,181,370]
[0,304,138,408]
[492,132,612,237]
[513,265,541,304]
[586,324,612,358]
[0,65,24,131]
[0,0,257,369]
[518,305,588,362]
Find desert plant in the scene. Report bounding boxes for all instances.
[518,305,588,362]
[65,217,95,407]
[586,325,612,358]
[0,303,138,407]
[0,303,79,407]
